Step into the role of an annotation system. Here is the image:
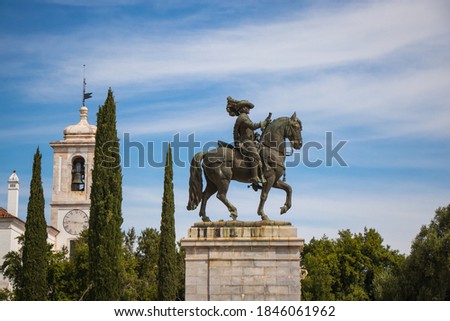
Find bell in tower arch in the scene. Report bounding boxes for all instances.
[71,157,85,191]
[72,172,83,184]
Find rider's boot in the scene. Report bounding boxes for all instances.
[249,165,261,184]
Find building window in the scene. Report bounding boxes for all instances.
[71,157,85,191]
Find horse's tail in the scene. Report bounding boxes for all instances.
[186,151,205,211]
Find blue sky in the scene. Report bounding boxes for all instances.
[0,0,449,254]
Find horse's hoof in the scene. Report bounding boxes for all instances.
[202,216,211,222]
[230,213,238,220]
[261,214,270,221]
[280,206,288,215]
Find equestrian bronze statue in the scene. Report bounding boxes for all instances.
[187,97,303,222]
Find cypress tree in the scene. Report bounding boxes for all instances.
[88,88,123,300]
[158,144,177,300]
[19,147,48,300]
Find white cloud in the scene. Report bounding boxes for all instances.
[250,66,450,138]
[6,0,448,102]
[119,104,226,136]
[114,61,450,142]
[3,0,446,144]
[41,0,144,6]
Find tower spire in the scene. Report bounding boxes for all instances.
[82,64,92,106]
[7,170,19,217]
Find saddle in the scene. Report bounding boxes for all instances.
[217,140,266,189]
[217,132,261,150]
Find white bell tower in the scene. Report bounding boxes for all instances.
[49,104,96,251]
[7,170,19,217]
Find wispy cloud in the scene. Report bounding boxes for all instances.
[250,66,450,138]
[4,1,448,101]
[119,104,228,136]
[41,0,144,6]
[2,0,447,143]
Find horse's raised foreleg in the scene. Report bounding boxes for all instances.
[199,180,217,222]
[216,179,238,220]
[273,180,292,215]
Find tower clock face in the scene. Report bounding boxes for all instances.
[63,209,89,235]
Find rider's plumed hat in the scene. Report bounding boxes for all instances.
[226,96,254,116]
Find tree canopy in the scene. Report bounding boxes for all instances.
[301,228,405,300]
[376,204,450,300]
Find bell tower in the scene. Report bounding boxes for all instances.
[49,104,96,251]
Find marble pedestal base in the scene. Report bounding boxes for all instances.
[180,221,304,301]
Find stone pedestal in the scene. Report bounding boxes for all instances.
[180,221,304,301]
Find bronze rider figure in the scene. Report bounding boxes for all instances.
[226,96,270,185]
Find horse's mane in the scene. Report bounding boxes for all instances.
[265,116,289,133]
[269,116,289,126]
[260,116,290,147]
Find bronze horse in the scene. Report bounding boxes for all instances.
[187,112,303,222]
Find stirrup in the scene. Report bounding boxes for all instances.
[252,183,261,191]
[247,182,262,191]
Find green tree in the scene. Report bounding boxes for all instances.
[301,236,338,300]
[158,144,177,300]
[88,88,123,300]
[0,236,83,301]
[136,227,160,300]
[19,148,48,300]
[396,205,450,300]
[48,231,91,301]
[47,247,72,300]
[175,241,186,301]
[362,228,404,300]
[301,228,403,301]
[0,288,11,301]
[120,228,139,300]
[71,231,91,300]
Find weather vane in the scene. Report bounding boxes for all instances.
[82,64,93,106]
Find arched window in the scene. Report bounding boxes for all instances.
[71,157,85,191]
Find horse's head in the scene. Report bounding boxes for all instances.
[262,113,303,152]
[287,112,303,150]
